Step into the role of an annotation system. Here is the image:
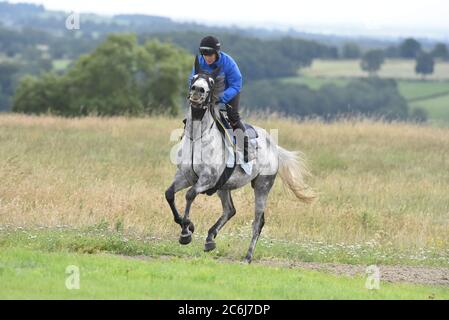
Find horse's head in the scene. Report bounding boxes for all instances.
[188,56,221,109]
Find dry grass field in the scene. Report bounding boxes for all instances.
[0,114,448,266]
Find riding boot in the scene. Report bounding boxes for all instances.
[231,119,249,163]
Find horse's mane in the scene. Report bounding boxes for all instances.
[212,75,225,104]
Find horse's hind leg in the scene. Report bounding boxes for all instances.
[165,171,192,229]
[245,174,276,263]
[204,189,236,252]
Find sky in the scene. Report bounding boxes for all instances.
[7,0,449,39]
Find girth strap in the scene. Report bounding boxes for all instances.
[201,107,237,196]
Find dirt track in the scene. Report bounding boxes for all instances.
[124,254,449,286]
[254,259,449,286]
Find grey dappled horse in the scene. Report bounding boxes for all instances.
[165,59,315,263]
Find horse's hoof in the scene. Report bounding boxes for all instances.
[204,241,216,252]
[188,222,195,233]
[244,255,252,264]
[179,232,192,245]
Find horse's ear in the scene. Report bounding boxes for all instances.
[211,66,221,79]
[194,55,201,74]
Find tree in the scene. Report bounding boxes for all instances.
[144,31,338,81]
[360,50,385,76]
[137,40,191,115]
[12,73,66,115]
[242,78,409,121]
[0,86,9,111]
[415,52,435,79]
[12,33,192,116]
[409,107,428,123]
[342,42,361,59]
[384,45,400,58]
[399,38,422,59]
[0,62,20,94]
[0,61,20,111]
[431,43,449,61]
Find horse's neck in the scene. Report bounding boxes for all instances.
[186,106,217,141]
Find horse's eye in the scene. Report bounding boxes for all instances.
[191,86,196,91]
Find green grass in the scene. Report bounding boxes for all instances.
[397,81,449,101]
[1,227,448,268]
[410,95,449,123]
[398,80,449,125]
[1,246,448,299]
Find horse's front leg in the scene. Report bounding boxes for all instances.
[165,170,192,228]
[179,177,216,245]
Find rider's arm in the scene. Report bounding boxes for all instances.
[220,56,242,104]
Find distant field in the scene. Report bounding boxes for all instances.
[281,76,349,89]
[52,59,72,71]
[301,59,449,81]
[397,81,449,101]
[283,76,449,102]
[399,81,449,124]
[410,95,449,123]
[398,81,449,125]
[284,59,449,123]
[281,76,449,123]
[0,55,17,64]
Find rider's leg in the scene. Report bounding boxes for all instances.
[226,93,245,132]
[225,93,249,162]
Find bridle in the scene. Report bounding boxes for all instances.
[185,54,223,142]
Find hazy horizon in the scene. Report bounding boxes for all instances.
[5,0,449,40]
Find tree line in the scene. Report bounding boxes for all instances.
[1,1,445,121]
[342,38,449,60]
[12,34,191,116]
[8,32,428,121]
[143,31,338,80]
[0,25,339,111]
[345,38,448,78]
[241,77,423,121]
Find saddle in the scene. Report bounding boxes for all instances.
[202,109,258,196]
[215,109,258,163]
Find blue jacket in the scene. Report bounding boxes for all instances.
[189,51,242,104]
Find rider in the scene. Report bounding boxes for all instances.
[187,35,248,155]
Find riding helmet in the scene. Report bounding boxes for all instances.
[199,36,221,56]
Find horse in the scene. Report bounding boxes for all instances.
[165,57,316,263]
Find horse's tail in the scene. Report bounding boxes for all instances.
[277,145,316,204]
